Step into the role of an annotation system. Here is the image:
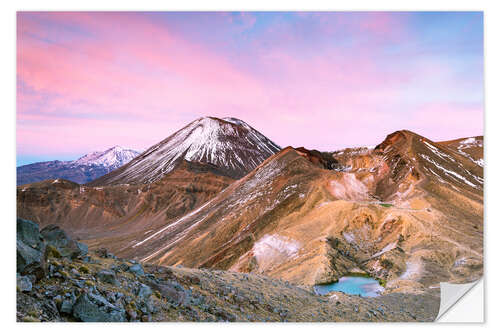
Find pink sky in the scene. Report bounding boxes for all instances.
[17,12,483,164]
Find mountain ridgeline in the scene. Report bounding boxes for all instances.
[16,117,483,322]
[17,146,141,186]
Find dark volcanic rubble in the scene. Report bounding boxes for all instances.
[17,219,439,322]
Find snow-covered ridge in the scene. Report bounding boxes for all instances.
[73,146,141,169]
[419,147,481,189]
[454,137,484,167]
[222,117,247,127]
[458,137,482,149]
[17,145,141,185]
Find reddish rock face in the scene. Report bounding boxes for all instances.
[294,147,338,170]
[374,130,408,151]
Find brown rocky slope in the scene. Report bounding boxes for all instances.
[17,130,483,298]
[127,130,482,295]
[17,219,439,322]
[17,160,235,254]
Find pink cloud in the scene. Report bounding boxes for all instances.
[17,12,483,158]
[18,12,267,118]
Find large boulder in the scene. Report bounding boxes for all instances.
[128,263,145,276]
[137,284,152,300]
[16,219,46,280]
[17,218,43,250]
[17,239,42,272]
[76,242,89,256]
[72,292,126,322]
[147,281,189,307]
[40,224,88,258]
[17,241,45,280]
[96,270,117,285]
[60,299,74,314]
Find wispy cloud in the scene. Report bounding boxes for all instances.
[17,12,483,159]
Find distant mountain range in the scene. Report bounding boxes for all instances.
[17,146,141,185]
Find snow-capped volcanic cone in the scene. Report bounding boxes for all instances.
[90,117,281,185]
[17,146,140,185]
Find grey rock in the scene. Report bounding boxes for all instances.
[72,292,126,322]
[40,224,71,248]
[118,263,129,271]
[17,239,45,279]
[40,224,87,259]
[17,273,33,292]
[191,296,203,306]
[76,242,89,257]
[72,279,85,288]
[138,299,156,314]
[96,270,117,285]
[137,284,152,299]
[26,274,37,284]
[17,218,42,249]
[126,308,138,321]
[128,264,145,276]
[104,290,116,303]
[60,299,74,314]
[16,219,45,281]
[147,281,188,307]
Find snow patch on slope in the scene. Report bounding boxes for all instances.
[423,141,456,163]
[420,154,479,188]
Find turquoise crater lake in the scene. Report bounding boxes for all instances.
[314,276,385,297]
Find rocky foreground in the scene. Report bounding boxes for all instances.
[17,218,439,322]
